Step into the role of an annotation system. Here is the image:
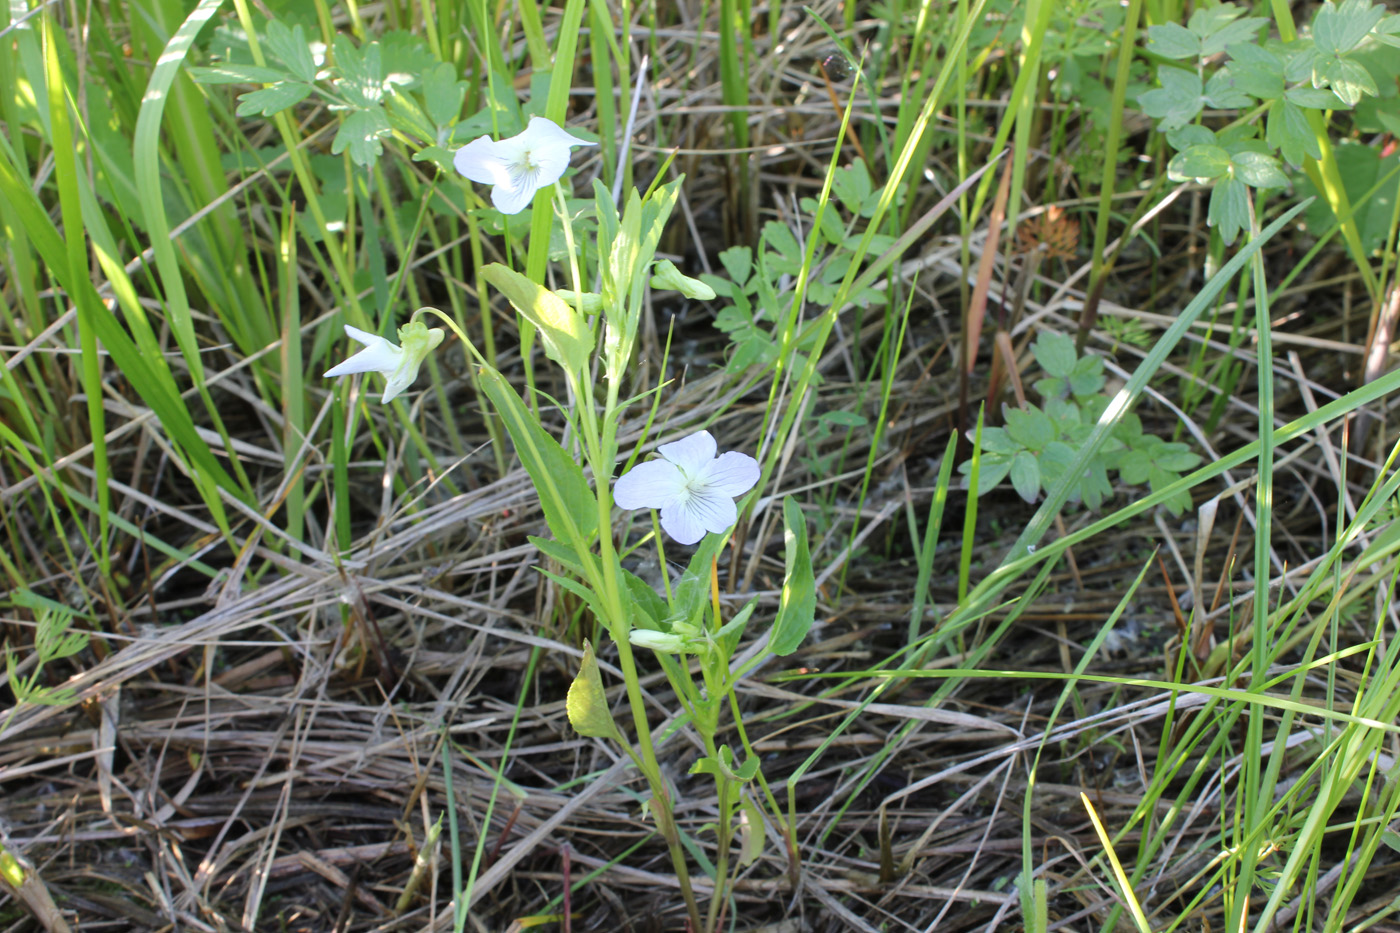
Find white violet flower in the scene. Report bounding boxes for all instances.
[453,116,596,215]
[324,321,444,403]
[613,430,760,545]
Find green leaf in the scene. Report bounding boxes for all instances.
[1139,67,1205,130]
[769,497,815,656]
[567,642,621,739]
[761,221,803,269]
[1068,356,1106,397]
[1146,23,1199,59]
[1268,99,1321,167]
[331,35,385,107]
[722,243,756,282]
[1314,0,1385,56]
[1200,16,1267,56]
[236,81,312,117]
[1010,451,1041,503]
[716,598,759,657]
[738,796,767,867]
[979,426,1019,455]
[1004,406,1056,450]
[1232,150,1289,188]
[477,368,598,543]
[1225,44,1285,100]
[962,453,1013,496]
[1209,176,1250,244]
[265,20,318,83]
[1170,144,1232,181]
[422,62,467,128]
[1324,57,1379,107]
[187,63,289,85]
[482,263,592,373]
[1032,331,1076,377]
[529,535,586,575]
[1205,69,1253,109]
[623,570,671,629]
[832,158,873,213]
[332,107,390,166]
[1286,86,1347,110]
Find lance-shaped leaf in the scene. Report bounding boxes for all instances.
[769,497,815,656]
[567,642,621,740]
[482,263,592,374]
[478,367,597,543]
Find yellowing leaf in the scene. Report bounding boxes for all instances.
[482,263,592,373]
[567,641,620,739]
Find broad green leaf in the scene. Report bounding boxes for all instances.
[1313,0,1385,56]
[1232,150,1289,189]
[770,497,815,656]
[1209,176,1250,244]
[265,20,318,83]
[422,62,467,128]
[1286,86,1348,110]
[1324,58,1378,107]
[832,158,873,213]
[236,82,312,117]
[1010,451,1041,503]
[1146,23,1198,59]
[483,263,592,374]
[1167,124,1218,151]
[478,368,598,543]
[567,642,621,739]
[1170,144,1232,181]
[979,426,1019,455]
[1139,66,1205,130]
[332,107,391,166]
[716,598,759,656]
[1032,331,1076,377]
[761,220,802,267]
[1204,69,1252,109]
[331,35,385,107]
[1225,44,1284,100]
[962,454,1013,495]
[1069,357,1106,397]
[1200,17,1267,56]
[1004,406,1056,450]
[1268,99,1321,167]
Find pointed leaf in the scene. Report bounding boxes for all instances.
[478,368,597,543]
[770,497,815,656]
[738,796,767,867]
[483,263,593,374]
[567,642,621,739]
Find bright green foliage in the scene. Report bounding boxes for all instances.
[1298,141,1400,254]
[482,263,593,374]
[959,332,1202,515]
[770,497,816,657]
[1139,0,1399,242]
[476,368,597,545]
[192,20,458,167]
[2,601,90,732]
[704,166,899,377]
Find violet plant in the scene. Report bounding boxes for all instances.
[325,116,816,932]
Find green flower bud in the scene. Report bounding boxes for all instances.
[650,260,716,301]
[629,629,686,654]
